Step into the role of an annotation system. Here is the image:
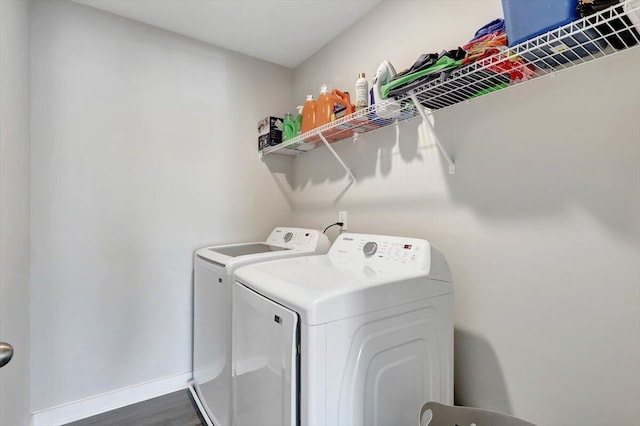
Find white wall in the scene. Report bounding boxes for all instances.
[30,0,293,415]
[284,1,640,425]
[0,0,31,424]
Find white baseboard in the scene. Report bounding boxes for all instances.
[31,371,192,426]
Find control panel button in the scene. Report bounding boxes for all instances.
[363,241,378,258]
[284,232,293,243]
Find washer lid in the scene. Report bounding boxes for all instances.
[234,252,452,326]
[211,243,290,257]
[195,227,330,271]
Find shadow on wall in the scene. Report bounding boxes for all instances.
[263,154,296,208]
[260,115,414,192]
[439,61,640,244]
[262,52,640,243]
[454,328,512,415]
[262,118,430,205]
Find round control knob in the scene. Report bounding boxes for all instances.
[363,241,378,258]
[284,232,293,243]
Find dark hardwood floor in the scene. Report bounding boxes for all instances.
[65,390,205,426]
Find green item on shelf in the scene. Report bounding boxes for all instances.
[469,82,509,99]
[295,106,303,135]
[381,56,462,99]
[282,113,297,142]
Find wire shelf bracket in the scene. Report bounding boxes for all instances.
[317,132,357,185]
[409,92,455,174]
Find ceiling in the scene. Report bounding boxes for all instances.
[72,0,383,68]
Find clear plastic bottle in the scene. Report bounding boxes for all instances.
[295,106,303,135]
[355,73,369,111]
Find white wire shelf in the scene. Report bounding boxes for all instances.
[260,0,640,170]
[259,100,421,157]
[409,0,640,110]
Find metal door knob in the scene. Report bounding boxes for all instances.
[0,342,13,368]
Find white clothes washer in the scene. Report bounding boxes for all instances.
[192,227,330,426]
[232,233,453,426]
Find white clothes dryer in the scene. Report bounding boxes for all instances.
[192,227,330,426]
[232,233,453,426]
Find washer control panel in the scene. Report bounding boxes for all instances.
[363,241,378,257]
[330,233,431,270]
[266,227,330,252]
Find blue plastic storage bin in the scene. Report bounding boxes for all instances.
[502,0,608,68]
[502,0,580,46]
[519,20,607,68]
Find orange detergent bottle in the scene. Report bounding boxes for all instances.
[326,89,356,142]
[301,94,317,134]
[332,89,355,119]
[315,84,334,128]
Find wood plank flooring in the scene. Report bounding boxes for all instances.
[65,390,205,426]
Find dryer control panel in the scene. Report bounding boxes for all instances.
[266,227,330,252]
[329,233,431,271]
